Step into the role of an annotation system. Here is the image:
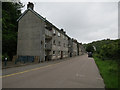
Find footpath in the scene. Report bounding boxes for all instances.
[2,61,39,69]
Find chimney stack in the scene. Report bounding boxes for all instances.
[27,2,34,10]
[63,31,66,34]
[61,29,64,32]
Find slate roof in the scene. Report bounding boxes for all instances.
[17,8,60,30]
[17,8,45,22]
[17,8,71,39]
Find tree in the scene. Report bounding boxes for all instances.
[86,44,94,53]
[85,39,120,61]
[2,2,24,60]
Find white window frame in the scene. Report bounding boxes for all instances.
[58,32,61,37]
[53,28,56,34]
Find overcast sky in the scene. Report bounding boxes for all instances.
[21,0,118,44]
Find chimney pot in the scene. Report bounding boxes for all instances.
[27,2,34,10]
[61,29,64,32]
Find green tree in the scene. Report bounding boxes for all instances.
[2,2,24,61]
[85,39,120,61]
[86,44,94,53]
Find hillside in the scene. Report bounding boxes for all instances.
[83,39,120,60]
[83,39,120,88]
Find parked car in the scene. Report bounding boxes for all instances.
[88,52,92,57]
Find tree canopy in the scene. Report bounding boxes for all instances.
[86,44,94,53]
[84,39,120,61]
[2,2,24,60]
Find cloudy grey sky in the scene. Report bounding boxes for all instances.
[21,0,118,44]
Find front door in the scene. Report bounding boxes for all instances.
[61,51,63,59]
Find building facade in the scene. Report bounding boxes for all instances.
[17,2,85,62]
[77,43,83,55]
[72,39,78,56]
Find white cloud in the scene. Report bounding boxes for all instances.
[21,1,118,43]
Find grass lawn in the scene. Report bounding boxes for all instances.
[94,56,118,88]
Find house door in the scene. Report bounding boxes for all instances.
[61,51,63,59]
[70,53,72,57]
[45,50,50,61]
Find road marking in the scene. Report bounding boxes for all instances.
[76,74,85,78]
[96,77,103,80]
[0,61,63,78]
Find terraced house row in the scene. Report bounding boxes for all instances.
[17,2,85,62]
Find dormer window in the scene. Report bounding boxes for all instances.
[53,28,56,34]
[52,28,56,36]
[58,32,61,37]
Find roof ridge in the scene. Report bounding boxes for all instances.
[17,8,46,22]
[17,8,70,38]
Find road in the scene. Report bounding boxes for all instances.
[2,54,105,88]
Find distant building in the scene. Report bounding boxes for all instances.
[72,39,78,56]
[68,37,73,57]
[17,2,85,62]
[77,43,85,55]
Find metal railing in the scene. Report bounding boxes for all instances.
[45,43,52,50]
[45,29,52,37]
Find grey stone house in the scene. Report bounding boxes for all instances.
[68,37,73,57]
[72,39,78,56]
[77,43,83,55]
[68,38,78,57]
[79,43,86,54]
[17,2,85,63]
[17,2,69,62]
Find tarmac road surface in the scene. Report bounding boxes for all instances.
[2,54,105,88]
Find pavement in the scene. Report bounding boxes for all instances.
[2,54,105,88]
[2,60,39,69]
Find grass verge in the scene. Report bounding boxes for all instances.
[93,56,118,88]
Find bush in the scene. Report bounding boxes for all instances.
[86,44,94,53]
